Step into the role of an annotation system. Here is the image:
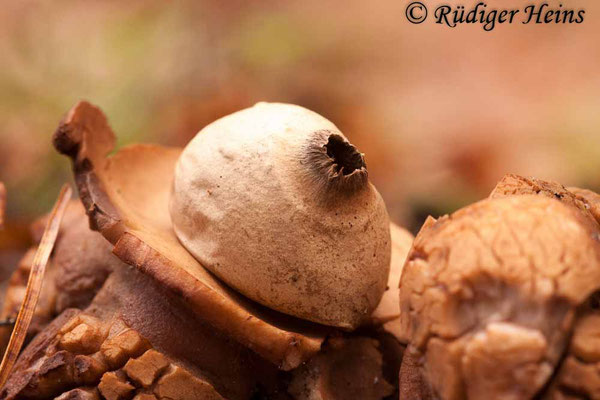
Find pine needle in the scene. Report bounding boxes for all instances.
[0,184,72,388]
[0,182,5,230]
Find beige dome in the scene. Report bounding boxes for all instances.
[169,102,391,329]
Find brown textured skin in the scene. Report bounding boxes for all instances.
[399,193,600,400]
[1,242,401,399]
[53,100,328,370]
[0,194,288,399]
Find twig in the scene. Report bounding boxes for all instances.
[0,184,72,389]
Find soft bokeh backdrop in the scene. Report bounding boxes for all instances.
[0,0,599,274]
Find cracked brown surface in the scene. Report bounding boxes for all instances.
[2,304,398,400]
[492,176,600,399]
[53,101,328,370]
[542,297,600,400]
[0,309,225,400]
[399,188,600,399]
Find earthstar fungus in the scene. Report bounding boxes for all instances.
[52,101,327,370]
[1,100,409,399]
[398,174,600,400]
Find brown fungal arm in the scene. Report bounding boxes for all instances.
[371,222,414,341]
[53,101,327,369]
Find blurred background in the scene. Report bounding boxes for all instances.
[0,0,599,278]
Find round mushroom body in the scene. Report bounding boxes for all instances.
[398,195,600,400]
[170,102,391,329]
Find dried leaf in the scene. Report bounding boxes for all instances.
[0,184,72,388]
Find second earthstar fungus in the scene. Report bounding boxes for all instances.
[0,100,410,400]
[398,174,600,400]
